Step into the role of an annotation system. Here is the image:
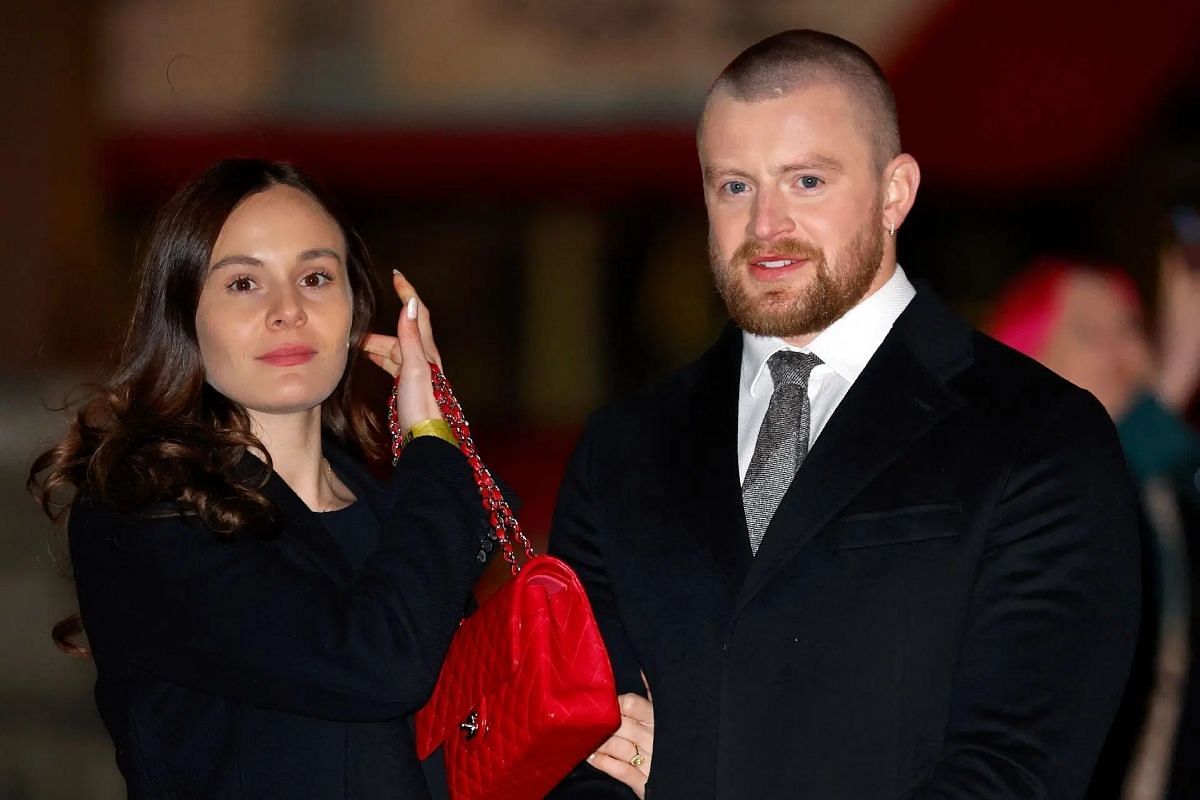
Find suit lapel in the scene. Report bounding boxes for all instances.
[735,287,972,614]
[673,325,753,595]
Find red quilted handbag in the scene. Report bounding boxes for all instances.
[391,364,621,800]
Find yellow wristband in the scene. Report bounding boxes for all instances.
[401,418,458,449]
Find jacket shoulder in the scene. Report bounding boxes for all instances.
[957,330,1115,437]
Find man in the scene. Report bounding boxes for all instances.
[548,29,1140,799]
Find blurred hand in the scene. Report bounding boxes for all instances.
[362,271,444,432]
[1156,244,1200,412]
[588,684,654,798]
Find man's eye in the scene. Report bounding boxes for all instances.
[724,180,749,195]
[797,175,823,189]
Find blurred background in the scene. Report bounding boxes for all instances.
[3,0,1200,797]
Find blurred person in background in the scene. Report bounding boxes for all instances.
[26,158,498,800]
[989,246,1200,800]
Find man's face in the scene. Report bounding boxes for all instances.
[699,83,890,341]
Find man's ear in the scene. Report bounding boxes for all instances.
[882,153,920,235]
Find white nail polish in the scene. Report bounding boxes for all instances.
[392,269,402,276]
[407,297,418,320]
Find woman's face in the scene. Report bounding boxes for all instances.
[1040,271,1152,420]
[195,185,354,418]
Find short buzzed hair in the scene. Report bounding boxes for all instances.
[702,29,901,171]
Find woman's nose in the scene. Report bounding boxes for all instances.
[268,288,307,329]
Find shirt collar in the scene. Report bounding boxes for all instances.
[741,264,916,398]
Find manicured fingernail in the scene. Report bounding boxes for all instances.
[407,297,418,319]
[392,269,402,276]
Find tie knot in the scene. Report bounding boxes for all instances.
[767,350,823,388]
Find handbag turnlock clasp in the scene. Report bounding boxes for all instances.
[459,710,480,739]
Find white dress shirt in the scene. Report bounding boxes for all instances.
[737,265,917,482]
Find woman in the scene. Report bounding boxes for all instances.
[989,255,1200,800]
[28,158,499,799]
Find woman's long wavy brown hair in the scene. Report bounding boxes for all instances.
[29,158,384,654]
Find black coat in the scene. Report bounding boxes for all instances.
[549,287,1141,799]
[70,437,496,799]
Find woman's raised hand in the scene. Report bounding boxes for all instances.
[363,271,444,432]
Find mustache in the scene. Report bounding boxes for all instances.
[731,238,823,266]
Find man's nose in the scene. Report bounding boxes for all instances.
[750,189,795,242]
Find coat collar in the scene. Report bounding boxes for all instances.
[676,283,974,608]
[736,284,973,611]
[240,438,385,587]
[675,323,753,595]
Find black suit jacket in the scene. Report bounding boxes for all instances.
[549,287,1141,799]
[70,437,496,799]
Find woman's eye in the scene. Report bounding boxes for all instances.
[797,175,823,190]
[227,276,256,292]
[301,271,333,288]
[724,180,749,196]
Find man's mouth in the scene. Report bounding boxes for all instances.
[741,251,816,283]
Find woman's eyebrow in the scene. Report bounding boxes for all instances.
[209,254,263,271]
[209,249,342,271]
[298,248,343,264]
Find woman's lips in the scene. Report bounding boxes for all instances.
[256,345,317,366]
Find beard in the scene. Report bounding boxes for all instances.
[709,209,885,339]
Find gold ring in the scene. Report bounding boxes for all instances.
[630,745,645,768]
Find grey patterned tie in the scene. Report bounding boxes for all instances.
[743,351,823,555]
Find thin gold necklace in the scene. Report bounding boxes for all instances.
[320,457,349,513]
